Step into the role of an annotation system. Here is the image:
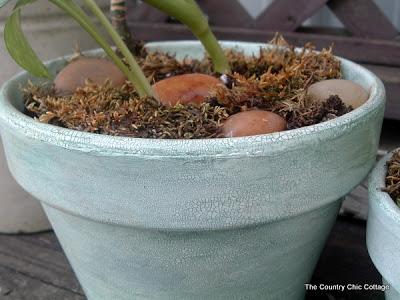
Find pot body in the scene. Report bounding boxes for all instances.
[367,149,400,299]
[0,41,385,299]
[42,200,341,300]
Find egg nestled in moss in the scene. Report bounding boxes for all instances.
[54,58,127,95]
[222,110,287,138]
[152,74,220,106]
[308,79,369,109]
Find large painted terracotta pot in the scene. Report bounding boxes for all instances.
[0,41,385,299]
[367,149,400,300]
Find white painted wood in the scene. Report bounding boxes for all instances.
[238,0,400,30]
[237,0,273,19]
[304,5,344,28]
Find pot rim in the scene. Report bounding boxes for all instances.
[369,149,400,226]
[0,40,385,158]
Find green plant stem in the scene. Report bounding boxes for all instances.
[49,0,151,98]
[82,0,156,98]
[196,26,230,74]
[141,0,231,74]
[110,0,137,55]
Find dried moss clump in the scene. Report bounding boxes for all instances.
[383,150,400,206]
[207,35,342,120]
[286,95,353,129]
[139,51,212,82]
[23,81,228,139]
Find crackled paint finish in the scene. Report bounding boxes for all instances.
[42,200,341,299]
[367,150,400,299]
[0,42,385,299]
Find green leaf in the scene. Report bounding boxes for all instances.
[397,198,400,207]
[4,0,52,78]
[13,0,38,9]
[141,0,230,73]
[0,0,13,8]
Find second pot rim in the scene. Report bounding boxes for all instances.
[0,40,385,159]
[369,149,400,226]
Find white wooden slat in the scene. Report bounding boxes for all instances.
[237,0,273,19]
[303,5,344,28]
[237,0,400,31]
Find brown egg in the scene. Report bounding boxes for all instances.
[308,79,369,109]
[152,74,220,106]
[222,110,287,138]
[54,58,127,95]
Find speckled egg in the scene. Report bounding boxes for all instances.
[222,110,287,138]
[308,79,369,108]
[54,58,127,95]
[152,74,220,105]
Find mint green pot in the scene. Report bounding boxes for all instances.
[367,149,400,300]
[0,41,385,300]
